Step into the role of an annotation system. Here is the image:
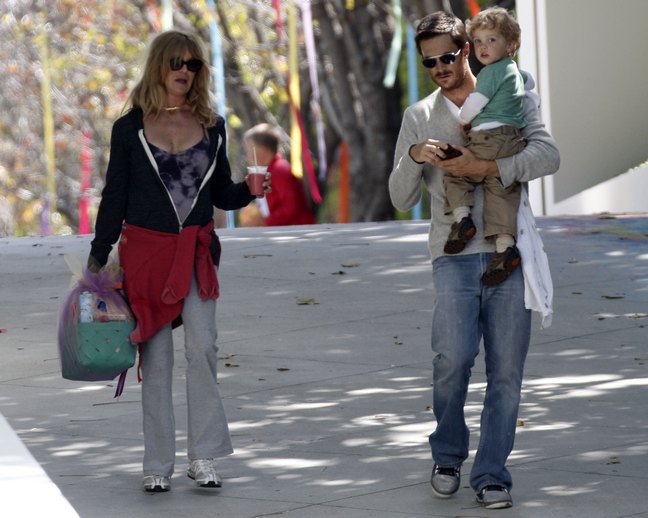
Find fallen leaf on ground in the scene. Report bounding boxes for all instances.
[341,262,359,268]
[602,294,625,299]
[243,254,273,258]
[297,298,318,305]
[331,271,346,275]
[277,367,290,372]
[516,419,525,427]
[604,457,620,465]
[225,363,239,368]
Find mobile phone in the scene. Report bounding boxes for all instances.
[441,144,462,160]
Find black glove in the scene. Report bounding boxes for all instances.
[87,255,102,274]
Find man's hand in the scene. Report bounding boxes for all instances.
[409,140,500,178]
[409,139,463,163]
[431,145,500,178]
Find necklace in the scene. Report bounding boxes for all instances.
[163,106,184,111]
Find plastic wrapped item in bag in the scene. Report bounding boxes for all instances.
[57,256,137,382]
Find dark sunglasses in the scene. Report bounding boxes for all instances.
[169,57,203,72]
[421,48,462,69]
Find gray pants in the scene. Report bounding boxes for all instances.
[141,274,233,477]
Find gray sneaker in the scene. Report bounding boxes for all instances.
[430,464,461,498]
[476,485,513,509]
[187,459,222,488]
[143,475,170,492]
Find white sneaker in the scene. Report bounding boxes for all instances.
[476,485,513,509]
[187,459,222,488]
[430,464,461,498]
[143,475,171,492]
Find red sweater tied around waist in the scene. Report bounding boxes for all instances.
[119,221,219,344]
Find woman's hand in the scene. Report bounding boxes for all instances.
[245,170,272,198]
[87,255,102,274]
[262,172,272,194]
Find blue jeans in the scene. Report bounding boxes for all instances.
[429,253,530,492]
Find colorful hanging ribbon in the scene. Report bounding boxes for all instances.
[339,142,350,223]
[160,0,173,29]
[406,23,422,220]
[279,0,322,203]
[287,91,322,203]
[79,131,91,234]
[272,0,284,42]
[298,0,327,182]
[383,0,402,88]
[204,0,235,228]
[287,0,302,180]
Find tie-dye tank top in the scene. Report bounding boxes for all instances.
[148,136,210,223]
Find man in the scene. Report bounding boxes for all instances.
[243,123,316,226]
[388,11,559,510]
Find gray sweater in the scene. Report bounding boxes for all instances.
[388,89,560,263]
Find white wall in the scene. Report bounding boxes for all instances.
[517,0,648,215]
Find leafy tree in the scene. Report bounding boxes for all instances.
[0,0,149,236]
[0,0,511,236]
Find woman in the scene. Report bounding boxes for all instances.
[88,30,269,492]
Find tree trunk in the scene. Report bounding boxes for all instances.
[311,0,401,222]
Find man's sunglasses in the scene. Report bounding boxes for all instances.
[169,57,203,72]
[421,48,463,69]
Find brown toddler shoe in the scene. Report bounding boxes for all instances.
[444,216,477,254]
[482,246,521,286]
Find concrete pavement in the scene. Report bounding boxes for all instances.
[0,216,647,517]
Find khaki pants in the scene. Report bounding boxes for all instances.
[444,126,525,238]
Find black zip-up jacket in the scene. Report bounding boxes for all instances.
[90,108,254,267]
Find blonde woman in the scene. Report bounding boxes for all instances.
[89,30,268,492]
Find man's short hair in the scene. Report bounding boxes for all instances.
[415,11,467,55]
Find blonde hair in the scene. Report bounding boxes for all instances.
[466,7,521,55]
[125,30,217,126]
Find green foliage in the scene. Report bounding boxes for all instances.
[0,1,149,236]
[0,0,428,235]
